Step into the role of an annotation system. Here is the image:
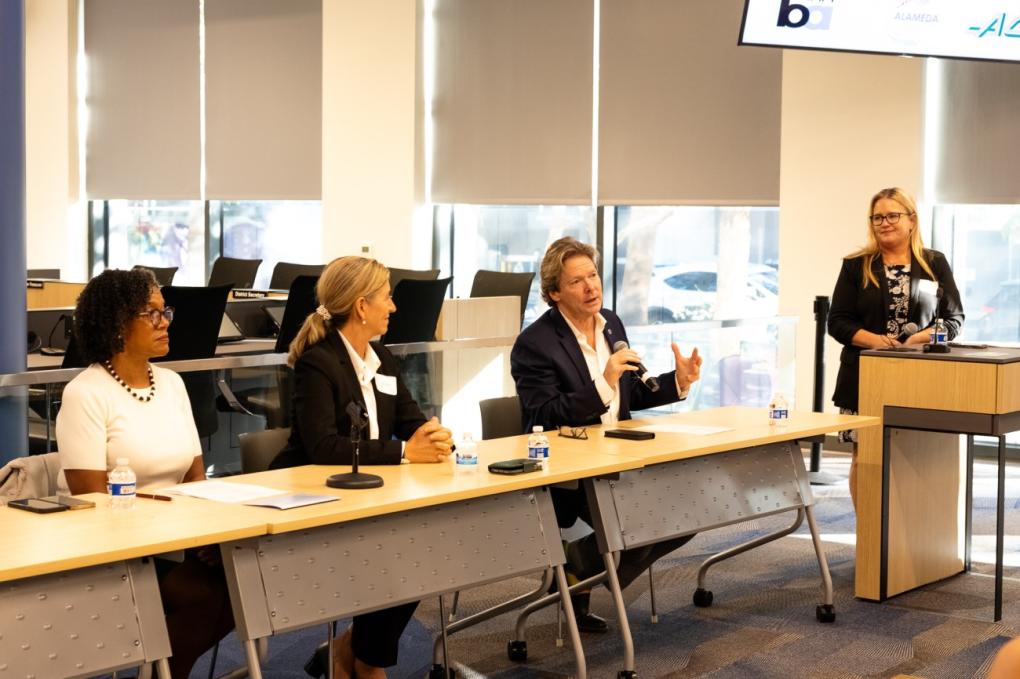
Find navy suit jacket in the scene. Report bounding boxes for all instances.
[270,331,427,469]
[511,307,682,432]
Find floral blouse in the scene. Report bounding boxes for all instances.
[885,263,911,336]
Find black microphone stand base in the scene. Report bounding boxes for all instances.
[326,472,384,489]
[923,343,951,354]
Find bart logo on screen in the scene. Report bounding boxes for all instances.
[776,0,834,29]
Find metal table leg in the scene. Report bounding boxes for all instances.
[996,434,1006,622]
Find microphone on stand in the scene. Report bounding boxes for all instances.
[612,340,660,392]
[326,401,384,489]
[924,286,951,354]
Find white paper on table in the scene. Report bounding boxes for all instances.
[163,480,287,503]
[632,423,732,436]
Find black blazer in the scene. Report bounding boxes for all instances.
[270,332,427,469]
[510,307,682,432]
[827,248,964,410]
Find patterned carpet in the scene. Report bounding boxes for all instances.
[191,453,1020,679]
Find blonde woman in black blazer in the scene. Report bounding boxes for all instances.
[271,256,453,679]
[828,188,964,508]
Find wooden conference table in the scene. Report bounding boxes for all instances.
[0,407,877,679]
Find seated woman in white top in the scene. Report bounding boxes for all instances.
[56,268,232,679]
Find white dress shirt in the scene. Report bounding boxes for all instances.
[338,330,382,440]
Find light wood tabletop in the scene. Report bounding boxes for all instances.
[0,493,272,582]
[547,406,881,467]
[222,440,646,534]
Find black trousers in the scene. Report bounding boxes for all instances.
[351,601,419,667]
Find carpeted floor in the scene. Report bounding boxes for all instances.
[187,453,1020,678]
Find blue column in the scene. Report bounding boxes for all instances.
[0,0,29,462]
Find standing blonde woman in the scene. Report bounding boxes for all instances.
[270,256,453,678]
[828,188,964,508]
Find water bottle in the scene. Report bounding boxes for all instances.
[767,393,789,429]
[108,457,136,510]
[455,432,479,472]
[929,317,947,344]
[528,426,550,468]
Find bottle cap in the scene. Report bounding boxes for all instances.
[115,457,129,467]
[532,426,543,433]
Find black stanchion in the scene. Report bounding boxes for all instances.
[810,295,838,485]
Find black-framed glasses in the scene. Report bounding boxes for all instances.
[557,426,588,440]
[137,306,174,327]
[870,212,912,227]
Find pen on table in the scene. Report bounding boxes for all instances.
[136,492,173,502]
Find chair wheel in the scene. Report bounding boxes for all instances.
[693,588,713,607]
[617,671,637,678]
[429,665,456,679]
[507,640,527,662]
[816,604,835,623]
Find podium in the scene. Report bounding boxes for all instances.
[856,345,1020,620]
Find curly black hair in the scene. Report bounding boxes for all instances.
[73,268,159,364]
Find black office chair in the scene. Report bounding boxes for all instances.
[275,275,320,353]
[382,277,452,345]
[132,265,177,286]
[388,267,440,295]
[268,262,323,291]
[479,395,524,440]
[208,256,262,289]
[469,270,535,328]
[157,284,233,441]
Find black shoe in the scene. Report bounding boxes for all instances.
[570,590,609,634]
[304,641,329,678]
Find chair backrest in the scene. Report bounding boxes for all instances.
[382,277,452,345]
[269,262,323,291]
[275,274,320,353]
[388,267,440,295]
[469,270,535,327]
[479,395,524,440]
[132,265,178,286]
[238,427,291,473]
[158,284,233,361]
[208,256,262,289]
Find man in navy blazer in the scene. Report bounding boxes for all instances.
[511,236,702,632]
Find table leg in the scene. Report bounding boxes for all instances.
[996,434,1006,622]
[244,638,264,679]
[603,551,635,676]
[554,564,586,679]
[966,434,974,571]
[155,658,172,679]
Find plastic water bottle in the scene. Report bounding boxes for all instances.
[767,393,789,429]
[455,432,479,472]
[528,426,549,468]
[108,457,136,510]
[929,318,947,344]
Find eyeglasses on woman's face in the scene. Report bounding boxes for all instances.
[137,306,175,328]
[870,212,913,227]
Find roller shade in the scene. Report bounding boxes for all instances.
[205,0,322,200]
[431,0,593,205]
[85,0,200,199]
[598,0,781,206]
[935,59,1020,205]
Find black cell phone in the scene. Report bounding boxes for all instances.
[604,429,656,441]
[488,458,542,475]
[41,495,96,510]
[8,498,69,514]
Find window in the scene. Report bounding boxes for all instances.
[215,201,323,289]
[440,204,597,325]
[95,200,206,285]
[931,204,1020,342]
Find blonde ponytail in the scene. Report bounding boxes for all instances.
[286,256,390,366]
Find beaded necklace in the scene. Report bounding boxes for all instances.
[103,360,155,403]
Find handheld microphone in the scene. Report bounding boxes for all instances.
[895,322,919,343]
[612,340,660,392]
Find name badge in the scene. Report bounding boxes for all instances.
[375,373,397,395]
[917,279,937,296]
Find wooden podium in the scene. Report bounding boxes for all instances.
[856,345,1020,619]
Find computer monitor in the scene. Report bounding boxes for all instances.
[217,312,245,344]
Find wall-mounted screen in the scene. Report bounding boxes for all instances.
[740,0,1020,63]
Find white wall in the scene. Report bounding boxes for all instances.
[778,50,925,411]
[24,0,80,279]
[321,0,419,268]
